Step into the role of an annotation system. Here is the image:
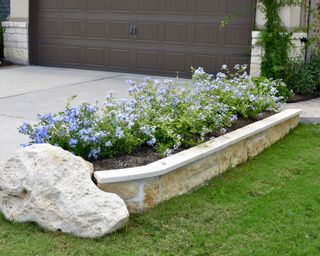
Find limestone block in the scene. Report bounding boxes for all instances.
[98,181,140,200]
[144,178,161,209]
[0,144,129,238]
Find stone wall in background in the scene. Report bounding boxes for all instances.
[2,21,29,64]
[250,31,307,77]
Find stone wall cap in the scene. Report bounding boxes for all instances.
[95,109,302,184]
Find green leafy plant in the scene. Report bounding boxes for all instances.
[252,76,293,100]
[283,54,320,95]
[258,0,302,79]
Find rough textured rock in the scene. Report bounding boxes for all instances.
[0,144,129,238]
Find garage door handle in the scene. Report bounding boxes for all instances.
[129,26,138,36]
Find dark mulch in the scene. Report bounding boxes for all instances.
[93,146,162,171]
[93,111,275,171]
[287,93,320,103]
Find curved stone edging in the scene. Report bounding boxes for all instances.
[95,109,302,213]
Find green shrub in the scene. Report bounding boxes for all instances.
[283,55,320,96]
[252,76,292,100]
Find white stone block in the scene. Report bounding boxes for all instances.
[4,47,29,65]
[251,45,263,56]
[251,56,262,65]
[250,64,261,77]
[5,33,28,43]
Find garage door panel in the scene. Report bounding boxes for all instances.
[61,46,82,64]
[38,19,59,37]
[110,22,130,40]
[225,26,252,45]
[164,53,186,72]
[39,0,59,10]
[138,0,162,12]
[33,0,254,76]
[136,22,160,42]
[165,23,188,43]
[87,0,106,10]
[109,49,130,68]
[227,0,254,13]
[136,51,158,71]
[195,0,221,13]
[194,55,217,72]
[165,0,189,13]
[195,24,219,44]
[110,0,131,11]
[62,0,81,9]
[62,20,81,38]
[86,48,105,66]
[86,20,105,39]
[38,45,59,63]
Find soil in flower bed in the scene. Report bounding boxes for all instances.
[93,112,275,171]
[287,93,320,103]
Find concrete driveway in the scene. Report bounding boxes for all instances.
[0,65,165,162]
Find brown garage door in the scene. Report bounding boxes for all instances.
[30,0,255,76]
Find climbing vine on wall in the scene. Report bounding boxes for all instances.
[258,0,302,79]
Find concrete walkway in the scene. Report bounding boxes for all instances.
[0,66,163,162]
[0,65,319,162]
[286,98,320,124]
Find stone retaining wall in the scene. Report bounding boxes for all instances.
[2,21,29,64]
[96,110,301,213]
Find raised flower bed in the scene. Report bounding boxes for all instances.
[95,109,301,212]
[18,65,299,212]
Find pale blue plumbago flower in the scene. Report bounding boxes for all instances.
[18,122,30,134]
[249,95,257,102]
[164,79,174,84]
[147,137,156,146]
[126,79,135,86]
[219,128,227,135]
[69,139,78,148]
[234,64,240,70]
[235,91,243,98]
[88,147,101,160]
[221,64,227,70]
[194,67,205,75]
[115,126,125,139]
[105,141,112,147]
[164,148,173,157]
[216,72,226,79]
[229,115,238,122]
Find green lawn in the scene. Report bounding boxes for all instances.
[1,125,320,256]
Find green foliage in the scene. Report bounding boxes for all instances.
[258,0,296,79]
[252,76,293,100]
[19,66,283,160]
[283,54,320,95]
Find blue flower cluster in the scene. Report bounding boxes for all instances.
[19,65,284,160]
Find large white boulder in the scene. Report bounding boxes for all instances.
[0,144,129,238]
